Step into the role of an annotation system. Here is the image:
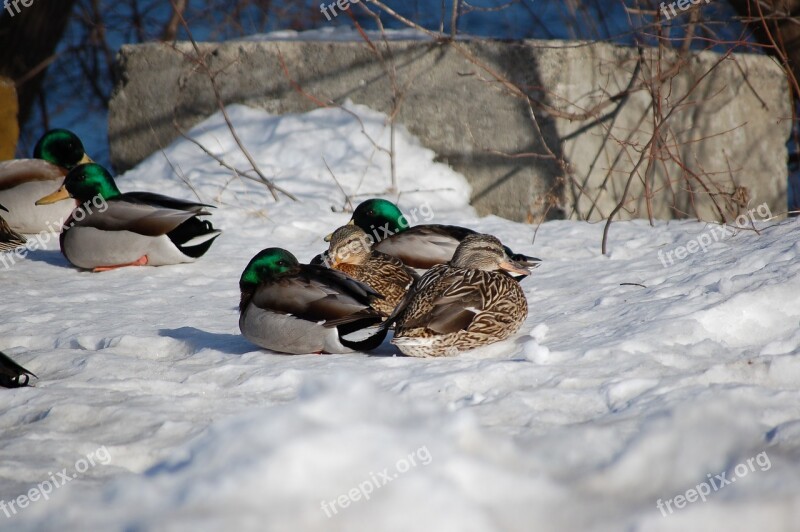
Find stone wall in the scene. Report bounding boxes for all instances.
[109,39,791,222]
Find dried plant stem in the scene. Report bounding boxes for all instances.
[169,0,296,202]
[601,49,733,255]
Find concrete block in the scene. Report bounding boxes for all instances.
[109,39,790,222]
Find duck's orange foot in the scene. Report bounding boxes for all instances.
[92,255,148,272]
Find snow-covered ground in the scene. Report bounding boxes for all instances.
[1,103,799,531]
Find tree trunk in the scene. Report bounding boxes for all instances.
[0,0,77,126]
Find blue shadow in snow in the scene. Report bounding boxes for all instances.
[159,327,255,356]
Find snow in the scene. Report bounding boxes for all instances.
[243,27,437,42]
[2,102,800,531]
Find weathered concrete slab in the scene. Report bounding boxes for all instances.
[109,39,790,222]
[535,42,791,222]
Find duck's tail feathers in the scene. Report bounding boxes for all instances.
[507,250,542,269]
[0,352,36,389]
[182,230,223,249]
[168,218,222,258]
[338,318,388,351]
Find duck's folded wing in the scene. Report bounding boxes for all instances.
[0,159,66,190]
[122,192,214,215]
[73,200,199,236]
[0,217,26,251]
[374,225,473,269]
[398,275,485,334]
[250,269,382,327]
[304,265,383,301]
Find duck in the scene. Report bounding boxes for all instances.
[35,163,221,272]
[0,351,36,388]
[389,234,530,357]
[0,129,91,233]
[239,248,388,354]
[0,203,26,252]
[326,225,418,315]
[326,198,541,272]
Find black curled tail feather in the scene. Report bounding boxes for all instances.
[167,217,221,258]
[0,351,36,389]
[503,245,541,268]
[511,253,541,267]
[337,317,388,352]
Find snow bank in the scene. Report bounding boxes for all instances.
[1,102,799,531]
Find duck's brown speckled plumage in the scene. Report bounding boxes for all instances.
[0,204,26,252]
[390,234,529,357]
[328,225,417,316]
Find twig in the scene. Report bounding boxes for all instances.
[322,157,354,212]
[169,0,296,202]
[601,49,734,254]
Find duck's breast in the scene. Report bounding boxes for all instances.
[61,226,192,269]
[0,179,75,234]
[239,305,353,355]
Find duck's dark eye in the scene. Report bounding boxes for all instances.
[367,210,374,216]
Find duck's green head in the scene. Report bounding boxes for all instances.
[35,163,121,205]
[240,248,300,289]
[33,129,91,170]
[351,199,408,235]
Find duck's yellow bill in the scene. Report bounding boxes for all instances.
[78,154,93,165]
[499,261,531,276]
[36,185,71,205]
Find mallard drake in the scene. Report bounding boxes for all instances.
[327,198,541,271]
[35,163,221,272]
[239,248,388,354]
[326,225,418,316]
[0,351,36,388]
[0,129,91,233]
[389,234,530,357]
[0,203,26,252]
